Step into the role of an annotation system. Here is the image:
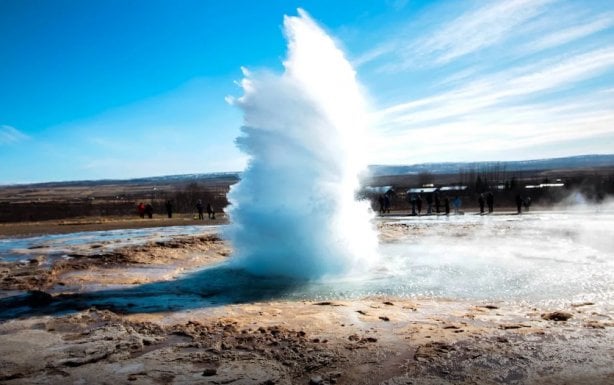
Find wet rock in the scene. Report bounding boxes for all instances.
[541,311,573,321]
[26,290,53,306]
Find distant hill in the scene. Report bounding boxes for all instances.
[3,154,614,188]
[366,154,614,177]
[5,172,241,188]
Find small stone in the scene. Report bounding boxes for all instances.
[541,311,573,321]
[202,368,217,376]
[379,316,390,322]
[309,375,323,384]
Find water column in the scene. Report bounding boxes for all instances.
[226,9,378,279]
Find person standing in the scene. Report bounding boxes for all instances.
[524,196,532,212]
[206,203,215,219]
[515,194,523,214]
[409,193,417,216]
[453,196,461,214]
[144,203,153,219]
[478,193,485,214]
[444,196,450,215]
[378,195,385,214]
[426,193,433,215]
[486,192,494,213]
[196,200,204,220]
[416,193,423,215]
[434,192,441,214]
[137,202,145,218]
[165,200,173,218]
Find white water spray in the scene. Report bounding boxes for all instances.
[226,9,378,279]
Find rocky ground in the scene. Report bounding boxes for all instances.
[0,221,612,384]
[0,233,230,293]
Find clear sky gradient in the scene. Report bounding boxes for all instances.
[1,0,613,184]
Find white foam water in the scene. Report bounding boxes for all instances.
[225,9,378,279]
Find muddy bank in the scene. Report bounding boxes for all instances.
[0,299,612,385]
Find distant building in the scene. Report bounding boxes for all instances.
[364,185,394,195]
[438,185,468,192]
[525,183,565,189]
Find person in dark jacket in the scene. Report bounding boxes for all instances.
[165,200,173,218]
[206,203,215,219]
[486,192,494,213]
[515,194,523,214]
[144,203,154,219]
[426,193,433,214]
[416,193,423,215]
[196,200,204,220]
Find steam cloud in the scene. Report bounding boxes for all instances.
[226,9,378,279]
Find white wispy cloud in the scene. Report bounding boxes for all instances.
[413,0,553,65]
[522,14,614,54]
[376,45,614,130]
[367,0,556,72]
[0,125,29,145]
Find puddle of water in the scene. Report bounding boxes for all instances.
[0,225,222,265]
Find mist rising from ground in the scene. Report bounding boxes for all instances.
[225,9,378,279]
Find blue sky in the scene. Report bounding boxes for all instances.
[1,0,613,184]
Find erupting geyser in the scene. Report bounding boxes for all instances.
[226,9,378,279]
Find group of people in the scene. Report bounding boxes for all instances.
[196,199,215,220]
[136,202,154,218]
[477,192,495,214]
[377,194,391,214]
[407,192,457,216]
[380,190,534,216]
[515,194,531,214]
[136,199,216,220]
